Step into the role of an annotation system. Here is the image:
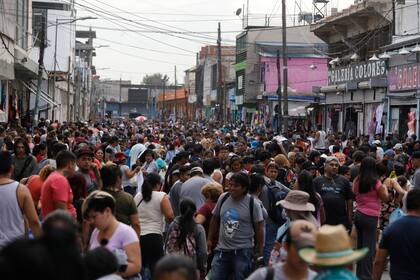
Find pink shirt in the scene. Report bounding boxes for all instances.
[353,178,382,217]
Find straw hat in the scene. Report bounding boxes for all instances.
[299,225,368,267]
[276,190,315,212]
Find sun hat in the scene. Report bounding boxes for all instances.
[299,225,368,267]
[276,190,315,212]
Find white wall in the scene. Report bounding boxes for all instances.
[395,1,420,37]
[30,9,75,72]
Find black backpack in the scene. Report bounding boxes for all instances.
[266,182,289,225]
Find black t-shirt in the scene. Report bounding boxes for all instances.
[313,175,353,229]
[380,216,420,280]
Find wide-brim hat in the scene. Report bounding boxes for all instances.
[299,225,368,267]
[276,190,315,212]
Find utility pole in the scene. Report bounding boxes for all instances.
[52,18,59,121]
[163,79,166,119]
[119,77,122,116]
[67,56,71,121]
[282,0,289,133]
[217,22,223,122]
[174,65,177,120]
[276,50,282,135]
[34,14,46,127]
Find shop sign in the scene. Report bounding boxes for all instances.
[388,63,420,92]
[328,60,387,85]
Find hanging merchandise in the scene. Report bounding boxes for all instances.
[375,104,384,135]
[408,111,416,138]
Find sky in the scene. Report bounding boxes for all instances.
[75,0,354,84]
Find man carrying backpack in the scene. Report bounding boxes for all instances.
[208,173,264,280]
[260,162,290,264]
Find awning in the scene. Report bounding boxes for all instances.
[288,106,308,117]
[21,81,60,107]
[387,92,416,98]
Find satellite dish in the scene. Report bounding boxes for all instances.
[236,8,242,16]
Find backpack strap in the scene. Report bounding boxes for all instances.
[136,198,144,208]
[265,267,274,280]
[219,192,231,209]
[249,195,255,233]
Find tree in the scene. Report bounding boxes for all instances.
[142,73,170,86]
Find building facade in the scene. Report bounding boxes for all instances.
[382,1,420,138]
[235,25,328,127]
[311,0,392,137]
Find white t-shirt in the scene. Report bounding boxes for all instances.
[134,191,166,236]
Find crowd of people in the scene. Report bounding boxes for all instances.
[0,118,420,280]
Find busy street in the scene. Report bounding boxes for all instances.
[1,0,420,280]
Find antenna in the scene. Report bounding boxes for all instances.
[312,0,330,22]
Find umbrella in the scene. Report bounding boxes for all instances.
[135,115,147,122]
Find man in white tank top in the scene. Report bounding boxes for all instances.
[0,151,42,249]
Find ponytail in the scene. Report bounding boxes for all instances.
[141,173,162,202]
[177,198,196,248]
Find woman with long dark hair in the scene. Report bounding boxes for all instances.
[295,170,325,226]
[134,173,174,279]
[165,198,207,278]
[353,157,390,280]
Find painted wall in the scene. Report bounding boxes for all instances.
[260,57,328,94]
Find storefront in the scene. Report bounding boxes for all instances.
[320,60,387,137]
[387,63,419,138]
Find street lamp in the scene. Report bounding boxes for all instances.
[52,16,97,120]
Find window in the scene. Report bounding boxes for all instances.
[16,0,29,49]
[32,8,48,47]
[238,75,243,90]
[236,34,247,54]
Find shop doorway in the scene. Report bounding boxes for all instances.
[344,107,358,137]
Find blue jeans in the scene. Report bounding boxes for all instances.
[211,248,254,280]
[264,223,278,264]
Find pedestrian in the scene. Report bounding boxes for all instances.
[134,173,174,279]
[411,151,420,188]
[179,166,211,209]
[373,188,420,280]
[169,165,191,216]
[114,152,141,196]
[76,147,102,193]
[83,191,141,279]
[165,198,207,278]
[100,164,141,237]
[41,150,78,219]
[12,138,37,181]
[0,151,42,249]
[154,255,198,280]
[299,224,368,280]
[260,161,290,263]
[313,157,353,231]
[352,157,391,280]
[294,170,325,226]
[26,164,56,209]
[248,220,318,280]
[208,172,264,280]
